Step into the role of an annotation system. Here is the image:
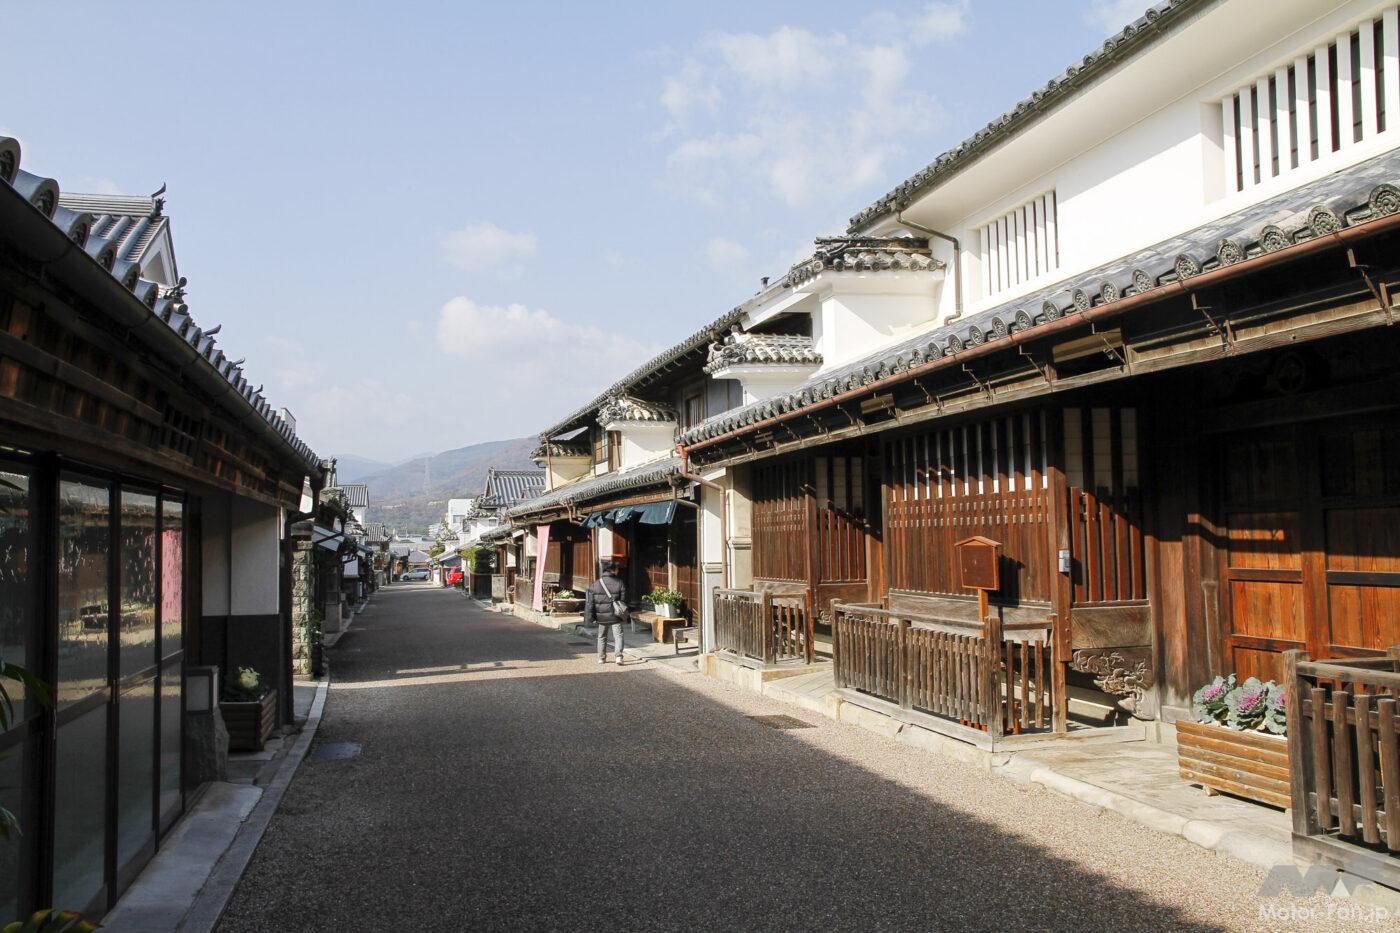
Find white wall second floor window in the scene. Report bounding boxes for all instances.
[977,190,1059,301]
[1221,6,1398,195]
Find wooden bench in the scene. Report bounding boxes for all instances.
[634,610,688,646]
[672,623,701,655]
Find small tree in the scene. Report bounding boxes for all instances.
[428,541,445,558]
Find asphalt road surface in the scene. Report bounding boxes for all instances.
[216,585,1374,932]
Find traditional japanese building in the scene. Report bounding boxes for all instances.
[676,0,1400,749]
[0,136,323,916]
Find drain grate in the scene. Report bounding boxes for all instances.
[309,741,361,761]
[747,714,815,730]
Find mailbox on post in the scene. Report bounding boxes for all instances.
[955,535,1002,621]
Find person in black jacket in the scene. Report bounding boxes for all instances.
[584,561,627,665]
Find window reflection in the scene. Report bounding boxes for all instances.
[57,480,109,706]
[160,498,183,660]
[0,468,32,708]
[120,492,158,679]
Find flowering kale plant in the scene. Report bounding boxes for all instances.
[1225,677,1272,731]
[1192,674,1235,725]
[1263,685,1288,735]
[1192,674,1288,735]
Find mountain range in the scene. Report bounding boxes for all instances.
[332,437,538,533]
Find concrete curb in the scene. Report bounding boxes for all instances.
[176,670,332,932]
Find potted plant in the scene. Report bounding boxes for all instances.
[1176,674,1289,808]
[222,666,277,752]
[646,588,684,618]
[551,589,584,615]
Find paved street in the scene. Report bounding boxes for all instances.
[218,586,1364,932]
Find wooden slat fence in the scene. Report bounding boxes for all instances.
[1069,486,1145,603]
[1286,649,1400,877]
[713,588,815,664]
[832,602,1055,738]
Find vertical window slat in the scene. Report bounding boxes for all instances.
[1361,18,1380,139]
[1255,76,1274,179]
[1294,55,1314,165]
[1239,85,1257,188]
[1336,33,1355,148]
[1317,42,1335,155]
[1222,93,1240,191]
[1275,66,1294,171]
[1384,8,1399,134]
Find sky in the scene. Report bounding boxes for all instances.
[2,0,1144,463]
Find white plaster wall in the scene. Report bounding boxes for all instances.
[887,0,1396,325]
[230,498,281,616]
[617,424,676,470]
[818,288,939,371]
[547,457,591,489]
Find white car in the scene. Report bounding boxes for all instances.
[400,569,431,582]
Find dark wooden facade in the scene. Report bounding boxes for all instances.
[692,211,1400,735]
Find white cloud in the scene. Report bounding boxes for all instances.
[704,236,749,269]
[440,221,537,272]
[1083,0,1147,36]
[656,12,961,210]
[435,298,659,418]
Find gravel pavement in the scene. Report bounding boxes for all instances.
[216,585,1385,932]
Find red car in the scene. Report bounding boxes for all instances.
[445,568,464,587]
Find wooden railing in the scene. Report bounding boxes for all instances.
[832,602,1056,738]
[713,589,814,665]
[1285,648,1400,885]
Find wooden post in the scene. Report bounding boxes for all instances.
[761,590,775,666]
[804,589,816,665]
[986,611,1004,739]
[1046,407,1071,736]
[898,617,911,709]
[1283,649,1317,836]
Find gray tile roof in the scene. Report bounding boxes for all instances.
[480,468,546,509]
[683,149,1400,446]
[0,135,318,469]
[848,0,1213,231]
[506,456,681,517]
[705,330,821,374]
[598,394,676,426]
[335,483,369,508]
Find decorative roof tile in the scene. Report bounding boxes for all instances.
[598,394,676,426]
[704,329,822,374]
[530,439,591,462]
[683,150,1400,447]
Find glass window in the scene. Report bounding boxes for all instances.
[158,659,181,827]
[0,734,29,922]
[0,466,34,708]
[120,492,158,678]
[52,705,106,913]
[160,498,183,660]
[57,480,110,706]
[116,678,155,872]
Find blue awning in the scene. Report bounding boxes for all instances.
[579,500,677,527]
[636,501,676,525]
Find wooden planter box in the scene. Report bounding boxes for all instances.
[1176,719,1290,809]
[223,689,278,752]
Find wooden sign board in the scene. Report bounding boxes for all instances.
[955,536,1001,593]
